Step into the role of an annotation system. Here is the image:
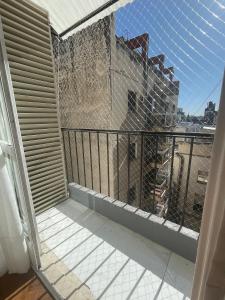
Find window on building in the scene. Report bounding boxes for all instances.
[172,104,176,113]
[129,142,137,161]
[193,194,204,214]
[197,170,208,184]
[128,185,136,205]
[128,90,137,112]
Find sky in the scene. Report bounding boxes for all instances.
[115,0,225,115]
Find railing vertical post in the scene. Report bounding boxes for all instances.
[166,136,176,220]
[74,131,80,184]
[68,131,74,182]
[62,130,68,181]
[153,135,159,212]
[127,133,130,203]
[81,131,86,187]
[181,137,194,226]
[117,133,119,200]
[139,132,144,208]
[89,131,93,190]
[97,132,101,193]
[107,133,110,196]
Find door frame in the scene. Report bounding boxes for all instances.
[0,18,41,269]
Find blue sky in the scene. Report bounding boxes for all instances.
[115,0,225,115]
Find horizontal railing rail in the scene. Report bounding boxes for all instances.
[62,128,214,232]
[62,127,214,138]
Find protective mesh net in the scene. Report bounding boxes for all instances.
[53,0,224,232]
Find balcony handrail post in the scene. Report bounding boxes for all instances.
[166,136,176,220]
[81,131,86,187]
[117,133,119,200]
[97,132,101,193]
[62,130,68,181]
[68,131,74,182]
[106,133,110,196]
[89,131,94,190]
[127,133,130,203]
[139,132,144,208]
[181,137,194,226]
[74,131,80,184]
[153,135,159,212]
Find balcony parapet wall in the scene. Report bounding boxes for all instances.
[69,183,199,262]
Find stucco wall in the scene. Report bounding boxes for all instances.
[58,16,113,129]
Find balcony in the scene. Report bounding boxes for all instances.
[36,128,213,299]
[37,197,195,300]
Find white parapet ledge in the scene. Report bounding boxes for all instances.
[69,182,199,262]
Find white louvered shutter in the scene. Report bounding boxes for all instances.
[0,0,67,213]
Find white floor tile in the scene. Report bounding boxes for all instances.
[37,199,194,300]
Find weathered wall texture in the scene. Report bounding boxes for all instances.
[58,16,113,129]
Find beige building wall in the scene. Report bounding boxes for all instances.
[172,141,213,231]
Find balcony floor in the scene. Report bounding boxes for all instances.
[37,199,194,300]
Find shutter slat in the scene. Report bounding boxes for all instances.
[34,189,66,206]
[0,1,49,31]
[29,166,63,181]
[1,16,50,44]
[12,75,55,89]
[28,160,64,174]
[27,154,62,167]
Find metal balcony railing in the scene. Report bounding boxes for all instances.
[62,128,214,232]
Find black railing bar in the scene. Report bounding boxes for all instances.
[74,131,80,184]
[89,132,94,190]
[166,136,176,221]
[181,137,194,226]
[139,133,144,208]
[97,132,101,193]
[62,131,68,180]
[153,135,159,212]
[127,133,130,204]
[67,131,74,182]
[62,128,214,138]
[106,133,110,196]
[81,132,86,187]
[117,133,119,200]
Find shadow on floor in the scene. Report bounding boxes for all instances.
[37,199,194,300]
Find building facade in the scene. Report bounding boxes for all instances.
[55,15,179,213]
[169,125,213,231]
[204,101,217,125]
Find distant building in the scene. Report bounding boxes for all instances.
[204,101,217,125]
[177,107,185,122]
[170,124,214,231]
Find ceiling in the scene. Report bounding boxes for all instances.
[31,0,133,39]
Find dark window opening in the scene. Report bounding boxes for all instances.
[128,90,137,112]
